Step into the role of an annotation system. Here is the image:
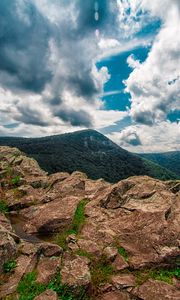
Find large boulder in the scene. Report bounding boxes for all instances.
[81,176,180,268]
[132,279,180,300]
[24,196,81,234]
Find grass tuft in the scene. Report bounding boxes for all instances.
[55,199,89,250]
[90,255,114,286]
[17,271,91,300]
[117,247,129,262]
[17,272,46,300]
[134,268,180,286]
[0,200,9,214]
[3,259,17,273]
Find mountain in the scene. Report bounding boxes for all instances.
[139,151,180,177]
[0,129,178,182]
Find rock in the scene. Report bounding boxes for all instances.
[0,228,17,273]
[103,246,118,262]
[111,254,129,271]
[34,290,58,300]
[77,239,102,256]
[132,279,180,300]
[18,241,40,256]
[61,254,91,287]
[0,213,13,231]
[40,242,63,257]
[81,176,180,269]
[24,196,81,234]
[111,274,136,288]
[36,257,60,284]
[0,254,38,298]
[97,291,130,300]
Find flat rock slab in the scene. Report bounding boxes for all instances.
[24,196,81,234]
[111,274,136,288]
[133,279,180,300]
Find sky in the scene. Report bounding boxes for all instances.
[0,0,179,153]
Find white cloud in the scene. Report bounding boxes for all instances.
[108,121,180,153]
[124,0,180,125]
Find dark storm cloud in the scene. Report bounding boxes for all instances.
[0,0,52,93]
[0,0,116,128]
[15,105,49,127]
[54,108,92,127]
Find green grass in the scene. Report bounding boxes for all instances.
[134,268,180,285]
[90,255,114,286]
[75,249,94,261]
[0,200,9,214]
[71,199,89,234]
[117,247,129,262]
[11,175,21,186]
[3,259,17,273]
[47,272,90,300]
[17,271,91,300]
[17,272,46,300]
[55,199,88,250]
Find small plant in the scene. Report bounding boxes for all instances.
[47,271,90,300]
[134,268,180,286]
[11,175,21,186]
[76,249,94,260]
[0,200,9,214]
[71,199,89,234]
[55,199,89,250]
[17,272,46,300]
[17,271,91,300]
[150,268,180,284]
[55,231,69,251]
[3,259,17,273]
[118,246,129,262]
[90,255,114,286]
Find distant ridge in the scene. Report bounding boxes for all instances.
[0,129,178,182]
[139,151,180,177]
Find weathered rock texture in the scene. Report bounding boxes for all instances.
[0,146,179,300]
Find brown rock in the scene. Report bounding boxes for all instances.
[0,228,17,273]
[36,257,60,284]
[132,279,180,300]
[103,246,118,262]
[24,196,81,234]
[0,213,13,231]
[40,242,63,257]
[111,274,136,288]
[61,254,91,287]
[81,176,180,269]
[97,291,130,300]
[112,254,129,271]
[0,254,37,298]
[34,290,58,300]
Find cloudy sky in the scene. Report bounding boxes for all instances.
[0,0,179,152]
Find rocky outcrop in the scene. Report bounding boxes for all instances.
[0,146,179,300]
[132,279,180,300]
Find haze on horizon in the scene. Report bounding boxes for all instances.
[0,0,179,153]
